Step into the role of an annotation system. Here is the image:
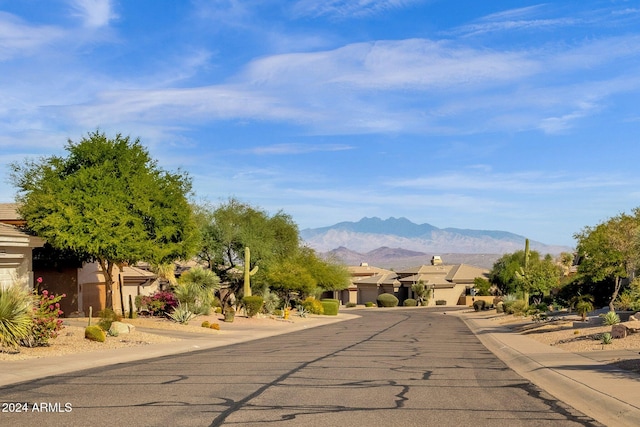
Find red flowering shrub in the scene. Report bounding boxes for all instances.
[22,288,66,347]
[136,291,178,316]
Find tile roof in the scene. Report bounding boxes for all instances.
[0,203,21,223]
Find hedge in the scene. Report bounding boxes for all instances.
[377,293,399,307]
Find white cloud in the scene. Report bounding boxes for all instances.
[240,143,354,155]
[291,0,425,19]
[0,12,65,60]
[69,0,117,28]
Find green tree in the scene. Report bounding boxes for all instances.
[575,210,640,312]
[490,250,533,295]
[194,199,300,304]
[265,257,316,307]
[472,277,492,296]
[519,254,562,301]
[11,131,199,311]
[264,247,348,305]
[297,248,350,294]
[491,247,560,301]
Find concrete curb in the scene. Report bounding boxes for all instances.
[458,312,640,427]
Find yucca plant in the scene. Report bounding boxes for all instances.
[174,267,220,315]
[600,332,613,345]
[0,286,34,351]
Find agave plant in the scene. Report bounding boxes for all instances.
[0,286,34,351]
[601,311,621,326]
[167,303,196,325]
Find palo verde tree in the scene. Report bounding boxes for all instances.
[490,245,560,301]
[264,246,349,306]
[574,209,640,312]
[195,198,300,305]
[10,130,199,311]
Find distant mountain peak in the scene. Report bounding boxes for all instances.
[300,217,572,255]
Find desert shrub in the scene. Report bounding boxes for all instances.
[506,300,528,316]
[403,298,417,307]
[259,288,280,314]
[201,320,210,328]
[601,311,620,326]
[345,302,356,308]
[85,325,106,342]
[473,300,486,311]
[532,302,549,313]
[210,323,220,330]
[302,297,324,315]
[97,308,121,331]
[364,301,375,307]
[435,300,447,306]
[137,291,178,316]
[0,285,33,351]
[23,289,66,347]
[615,279,640,311]
[321,299,339,315]
[242,296,264,318]
[377,293,399,307]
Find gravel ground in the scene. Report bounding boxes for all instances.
[0,314,293,361]
[494,314,640,374]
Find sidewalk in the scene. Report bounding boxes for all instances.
[457,311,640,427]
[0,313,357,388]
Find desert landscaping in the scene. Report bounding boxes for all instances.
[2,309,639,375]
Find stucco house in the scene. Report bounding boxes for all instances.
[395,262,490,306]
[0,202,159,316]
[342,258,490,306]
[0,222,44,290]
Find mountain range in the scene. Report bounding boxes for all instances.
[300,217,573,269]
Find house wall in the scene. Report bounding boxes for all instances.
[358,284,379,305]
[458,295,497,307]
[121,280,160,315]
[34,268,79,317]
[429,284,467,306]
[0,246,33,290]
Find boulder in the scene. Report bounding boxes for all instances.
[109,321,136,335]
[611,321,640,339]
[629,312,640,322]
[611,324,628,339]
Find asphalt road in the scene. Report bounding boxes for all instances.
[0,308,603,427]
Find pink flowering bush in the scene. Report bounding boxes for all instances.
[21,278,66,347]
[136,291,178,316]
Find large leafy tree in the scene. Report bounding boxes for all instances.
[264,247,349,305]
[10,131,199,310]
[574,210,640,311]
[490,249,560,299]
[195,198,300,303]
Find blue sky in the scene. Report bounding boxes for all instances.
[1,0,640,248]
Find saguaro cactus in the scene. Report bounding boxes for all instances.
[243,247,259,297]
[516,238,531,305]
